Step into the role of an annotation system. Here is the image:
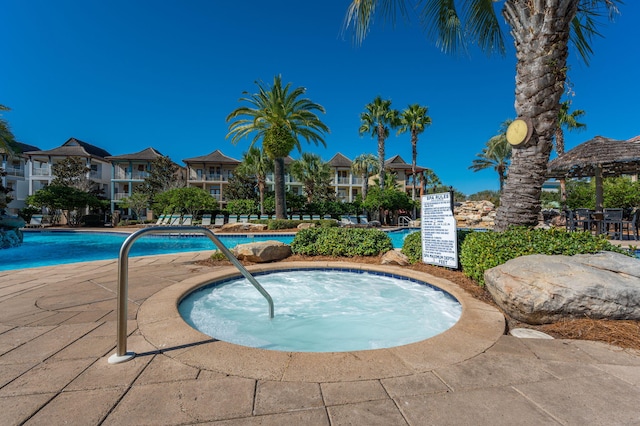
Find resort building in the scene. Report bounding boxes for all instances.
[105,147,167,215]
[385,155,426,198]
[0,141,40,213]
[183,150,241,209]
[24,138,112,197]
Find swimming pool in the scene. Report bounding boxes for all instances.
[2,228,417,271]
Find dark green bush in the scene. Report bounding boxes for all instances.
[291,228,392,257]
[264,219,339,230]
[460,227,630,286]
[401,229,475,264]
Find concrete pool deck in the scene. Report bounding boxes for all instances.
[1,253,640,425]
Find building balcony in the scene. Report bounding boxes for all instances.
[31,168,51,177]
[4,166,25,177]
[113,192,130,201]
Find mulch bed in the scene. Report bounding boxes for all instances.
[197,253,640,351]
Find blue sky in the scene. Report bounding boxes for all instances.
[2,1,639,196]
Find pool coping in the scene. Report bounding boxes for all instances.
[137,261,506,382]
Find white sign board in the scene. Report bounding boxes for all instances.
[421,192,458,268]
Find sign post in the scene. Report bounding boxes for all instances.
[421,192,458,268]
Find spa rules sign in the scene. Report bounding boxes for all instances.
[421,192,458,268]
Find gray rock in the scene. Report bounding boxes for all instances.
[220,223,267,232]
[233,240,292,263]
[381,250,410,266]
[297,222,316,229]
[484,252,640,324]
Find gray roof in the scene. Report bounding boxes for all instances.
[547,135,640,178]
[1,141,41,155]
[106,147,164,161]
[385,155,424,172]
[24,137,112,160]
[328,153,352,168]
[183,149,241,164]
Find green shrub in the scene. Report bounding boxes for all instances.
[460,227,630,286]
[291,227,393,257]
[401,229,475,264]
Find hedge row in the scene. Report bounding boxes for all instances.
[291,227,392,257]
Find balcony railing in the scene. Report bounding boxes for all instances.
[113,192,130,201]
[32,168,51,176]
[4,166,24,177]
[351,177,363,185]
[336,177,350,185]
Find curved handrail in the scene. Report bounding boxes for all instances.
[108,226,274,364]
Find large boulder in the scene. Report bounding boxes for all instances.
[233,240,292,263]
[381,250,410,266]
[484,252,640,324]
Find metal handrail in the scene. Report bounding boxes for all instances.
[108,226,274,364]
[398,216,411,227]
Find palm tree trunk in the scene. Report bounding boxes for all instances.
[362,171,369,200]
[274,157,287,219]
[555,126,568,204]
[411,131,418,219]
[495,1,577,231]
[377,124,385,190]
[258,179,265,215]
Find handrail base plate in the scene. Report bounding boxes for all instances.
[108,352,136,364]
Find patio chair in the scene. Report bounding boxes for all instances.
[200,214,212,227]
[602,208,624,239]
[302,215,312,221]
[621,210,640,241]
[180,214,193,226]
[214,215,225,227]
[239,214,249,223]
[168,214,182,226]
[227,215,238,224]
[25,214,44,228]
[358,215,369,225]
[248,214,259,221]
[311,215,321,220]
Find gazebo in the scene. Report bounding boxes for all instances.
[547,135,640,212]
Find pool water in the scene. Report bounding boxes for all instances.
[179,269,462,352]
[2,229,418,271]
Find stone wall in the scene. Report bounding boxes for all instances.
[454,200,496,229]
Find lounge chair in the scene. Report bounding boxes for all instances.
[340,215,358,225]
[213,215,225,227]
[358,215,369,225]
[200,214,212,227]
[323,215,332,220]
[181,214,193,226]
[302,215,311,221]
[239,214,249,223]
[227,215,238,224]
[25,214,44,228]
[144,214,166,227]
[248,214,259,221]
[312,215,321,220]
[168,214,182,226]
[159,214,172,225]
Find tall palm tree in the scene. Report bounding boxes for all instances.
[397,104,432,202]
[469,120,513,193]
[236,146,273,215]
[345,0,621,231]
[359,96,398,190]
[351,153,379,201]
[226,75,329,219]
[290,152,332,203]
[555,99,587,203]
[0,104,17,154]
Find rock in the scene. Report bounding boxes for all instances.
[381,250,410,266]
[297,222,316,229]
[484,252,640,324]
[234,240,292,263]
[219,223,267,232]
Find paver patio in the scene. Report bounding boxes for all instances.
[1,252,639,425]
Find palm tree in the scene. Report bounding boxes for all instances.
[359,96,398,190]
[351,153,379,201]
[397,104,432,203]
[469,120,513,193]
[0,104,17,154]
[226,75,329,219]
[290,153,332,203]
[555,100,587,203]
[345,0,621,231]
[236,146,273,215]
